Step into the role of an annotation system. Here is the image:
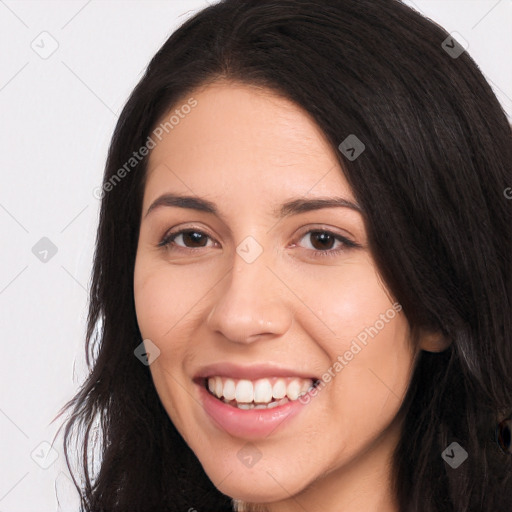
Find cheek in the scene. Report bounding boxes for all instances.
[293,256,398,348]
[133,258,204,342]
[318,262,413,393]
[133,258,203,433]
[292,258,413,436]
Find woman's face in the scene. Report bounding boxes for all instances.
[134,81,419,506]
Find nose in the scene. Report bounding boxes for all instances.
[206,250,293,345]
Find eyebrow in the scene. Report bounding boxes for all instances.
[144,193,363,219]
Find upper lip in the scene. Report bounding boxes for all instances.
[194,362,318,381]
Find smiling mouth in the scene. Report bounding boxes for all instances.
[203,376,320,410]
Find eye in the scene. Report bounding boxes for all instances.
[157,227,360,257]
[296,229,360,258]
[158,228,217,250]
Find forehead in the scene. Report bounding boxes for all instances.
[143,81,355,207]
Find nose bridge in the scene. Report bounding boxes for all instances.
[206,244,293,344]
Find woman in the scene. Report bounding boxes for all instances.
[58,0,512,510]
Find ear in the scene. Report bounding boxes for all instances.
[417,328,451,352]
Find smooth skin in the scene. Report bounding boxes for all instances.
[133,81,447,511]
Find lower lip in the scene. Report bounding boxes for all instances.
[198,383,314,439]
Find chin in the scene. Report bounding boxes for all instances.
[197,450,316,504]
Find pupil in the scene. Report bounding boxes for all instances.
[185,231,206,247]
[312,232,334,250]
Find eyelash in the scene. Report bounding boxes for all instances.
[157,227,360,258]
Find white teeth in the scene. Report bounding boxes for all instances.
[286,379,301,401]
[299,380,312,396]
[235,380,254,403]
[214,376,223,398]
[254,379,273,403]
[272,379,287,399]
[206,376,315,407]
[223,379,236,401]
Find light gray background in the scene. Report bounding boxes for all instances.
[0,1,510,510]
